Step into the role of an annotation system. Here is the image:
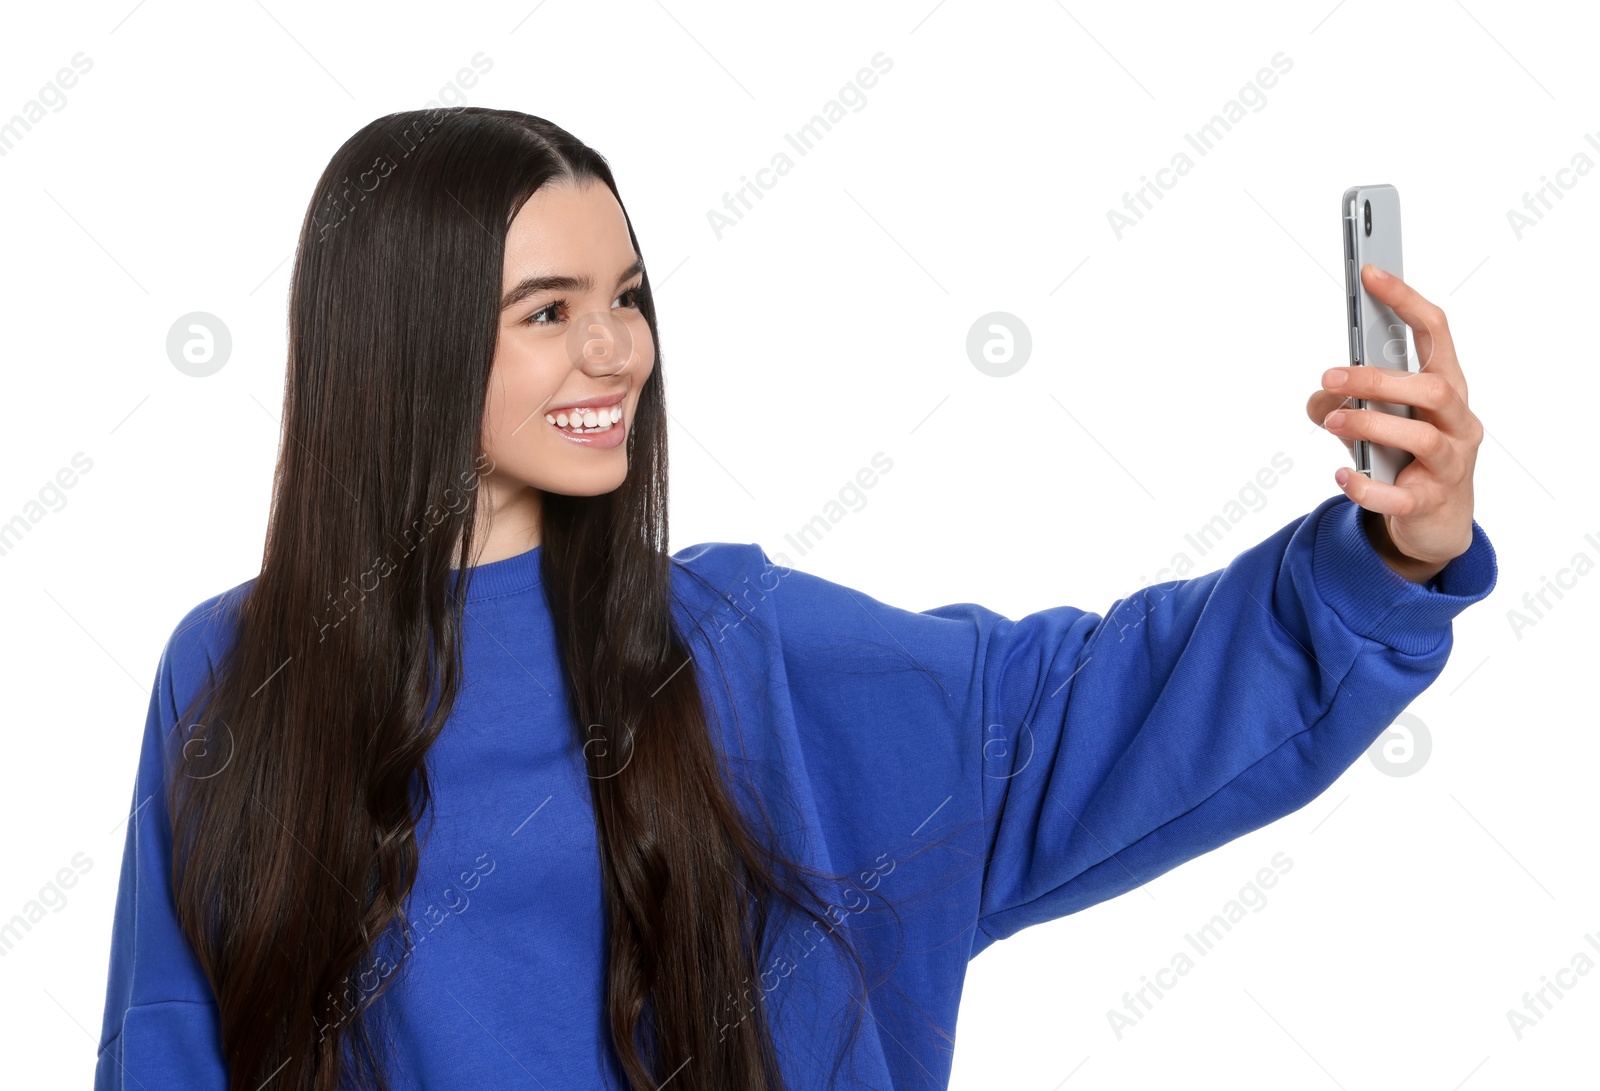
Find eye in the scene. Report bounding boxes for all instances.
[613,284,643,310]
[524,300,564,327]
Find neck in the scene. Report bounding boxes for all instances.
[454,473,543,568]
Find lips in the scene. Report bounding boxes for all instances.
[546,391,626,413]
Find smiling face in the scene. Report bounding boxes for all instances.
[473,176,657,557]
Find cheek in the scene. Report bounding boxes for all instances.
[630,324,657,379]
[483,343,563,448]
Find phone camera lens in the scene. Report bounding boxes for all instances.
[1363,199,1372,236]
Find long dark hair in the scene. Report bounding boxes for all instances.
[163,107,957,1091]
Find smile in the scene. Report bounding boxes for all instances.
[546,404,623,434]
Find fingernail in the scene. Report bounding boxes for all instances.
[1324,411,1345,429]
[1370,265,1389,279]
[1335,467,1351,487]
[1324,368,1348,388]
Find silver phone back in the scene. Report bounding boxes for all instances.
[1341,184,1415,485]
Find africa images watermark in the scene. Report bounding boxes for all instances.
[0,451,94,560]
[312,452,496,641]
[1503,527,1600,640]
[693,449,896,650]
[314,849,497,1042]
[705,548,794,649]
[706,51,895,241]
[0,52,93,159]
[1504,130,1600,241]
[1105,52,1294,240]
[0,852,94,959]
[714,849,897,1043]
[769,451,895,568]
[1108,450,1296,641]
[1504,930,1600,1041]
[310,53,495,243]
[1107,851,1294,1039]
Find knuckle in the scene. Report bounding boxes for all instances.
[1421,371,1452,406]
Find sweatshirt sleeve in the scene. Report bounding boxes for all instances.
[96,597,233,1090]
[747,493,1496,958]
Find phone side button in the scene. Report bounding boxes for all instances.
[1347,259,1356,295]
[1349,326,1361,363]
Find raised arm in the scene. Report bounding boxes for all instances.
[968,491,1494,948]
[731,491,1494,958]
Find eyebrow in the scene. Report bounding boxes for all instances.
[500,257,645,311]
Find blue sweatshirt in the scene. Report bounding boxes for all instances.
[95,494,1496,1090]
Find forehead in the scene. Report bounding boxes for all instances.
[503,178,632,277]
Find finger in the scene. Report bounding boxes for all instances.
[1320,365,1477,438]
[1322,406,1457,474]
[1359,264,1467,402]
[1334,465,1422,518]
[1305,390,1357,457]
[1307,387,1362,421]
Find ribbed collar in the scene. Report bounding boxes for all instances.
[451,544,543,602]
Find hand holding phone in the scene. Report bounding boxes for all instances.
[1340,184,1416,485]
[1308,206,1485,584]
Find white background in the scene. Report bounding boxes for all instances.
[1,1,1594,1087]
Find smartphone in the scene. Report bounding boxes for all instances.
[1340,184,1415,485]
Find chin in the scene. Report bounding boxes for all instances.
[534,460,629,497]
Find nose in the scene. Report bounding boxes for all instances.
[567,310,634,378]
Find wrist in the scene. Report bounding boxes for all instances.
[1361,508,1446,585]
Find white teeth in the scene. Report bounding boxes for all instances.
[549,403,623,434]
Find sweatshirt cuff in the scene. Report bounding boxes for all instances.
[1311,495,1498,655]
